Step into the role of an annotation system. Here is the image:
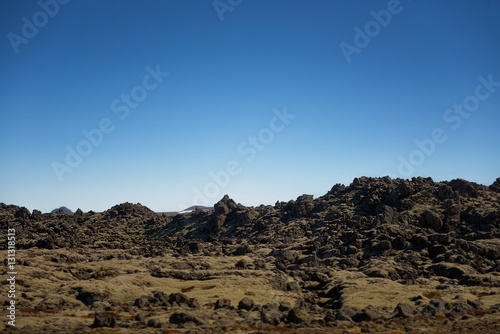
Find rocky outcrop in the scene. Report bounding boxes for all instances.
[0,176,499,333]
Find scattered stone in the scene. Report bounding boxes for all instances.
[260,303,282,325]
[279,301,292,312]
[287,308,309,324]
[147,318,162,328]
[238,297,256,311]
[92,312,118,328]
[169,312,203,325]
[352,306,382,322]
[393,303,418,318]
[75,288,110,306]
[235,259,248,269]
[422,210,443,231]
[428,263,473,279]
[214,299,232,310]
[168,293,199,308]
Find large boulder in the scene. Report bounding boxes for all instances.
[15,207,31,220]
[291,195,315,217]
[422,210,443,231]
[448,179,479,197]
[490,178,500,193]
[428,263,474,279]
[238,297,256,311]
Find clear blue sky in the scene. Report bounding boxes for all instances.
[1,0,499,212]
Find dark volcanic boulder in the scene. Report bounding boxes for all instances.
[428,263,474,279]
[104,202,155,219]
[214,299,232,310]
[133,296,151,308]
[291,194,315,217]
[238,297,256,311]
[207,195,259,235]
[15,207,31,220]
[385,180,413,205]
[214,195,239,215]
[373,204,398,225]
[490,178,500,193]
[31,209,42,220]
[207,195,239,233]
[260,303,283,325]
[448,179,479,197]
[75,288,110,306]
[393,303,418,318]
[351,305,382,322]
[168,293,199,308]
[287,307,309,324]
[436,184,455,200]
[422,210,443,231]
[92,312,117,328]
[169,312,203,325]
[147,318,163,328]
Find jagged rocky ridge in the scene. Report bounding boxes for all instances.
[4,177,499,264]
[1,176,500,332]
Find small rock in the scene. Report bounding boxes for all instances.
[133,296,150,308]
[393,303,418,318]
[287,308,308,324]
[238,297,255,311]
[424,299,449,316]
[233,243,252,255]
[214,299,232,310]
[92,312,117,328]
[168,293,189,305]
[147,318,162,328]
[169,312,203,325]
[286,281,301,292]
[260,304,282,325]
[279,301,292,312]
[168,293,199,308]
[336,306,357,322]
[352,306,382,322]
[235,259,248,269]
[374,240,392,251]
[75,288,110,306]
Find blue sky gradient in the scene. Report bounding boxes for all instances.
[1,0,499,212]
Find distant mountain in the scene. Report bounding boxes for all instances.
[181,205,213,212]
[157,205,213,216]
[51,206,73,215]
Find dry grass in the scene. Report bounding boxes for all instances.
[2,248,499,333]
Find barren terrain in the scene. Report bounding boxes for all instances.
[1,177,500,333]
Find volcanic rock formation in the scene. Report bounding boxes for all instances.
[1,176,499,333]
